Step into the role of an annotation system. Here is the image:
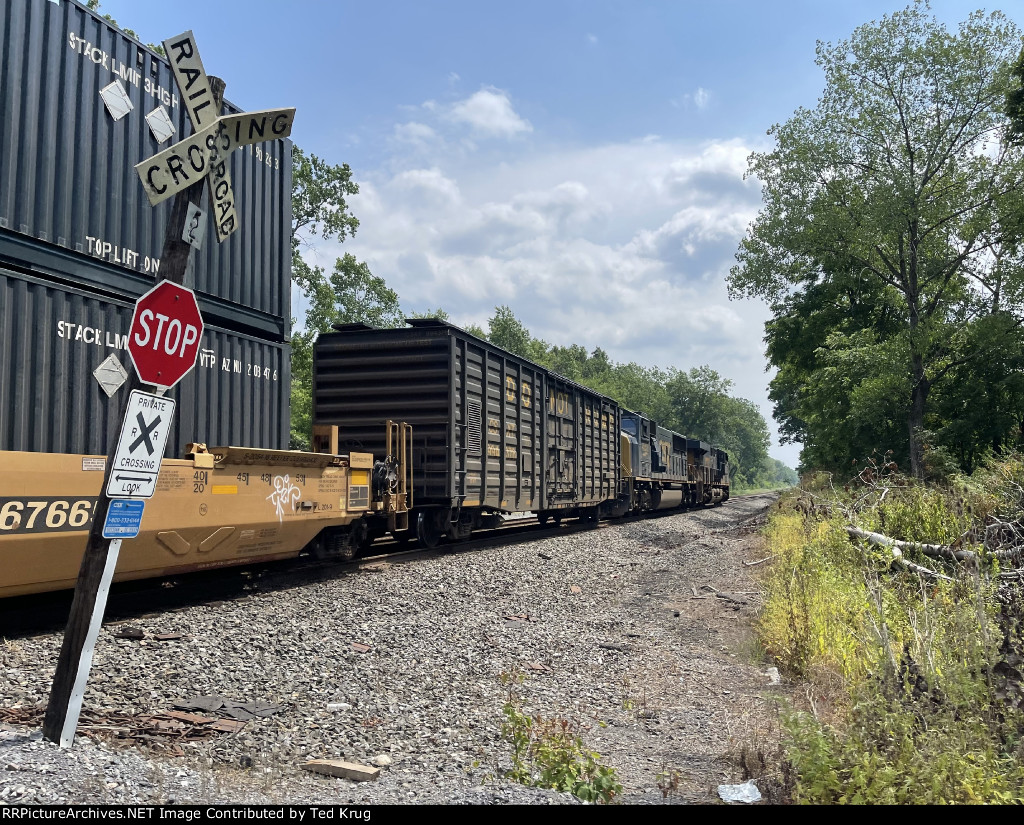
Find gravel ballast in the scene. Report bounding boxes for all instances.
[0,494,786,805]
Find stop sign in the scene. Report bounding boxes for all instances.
[127,281,204,388]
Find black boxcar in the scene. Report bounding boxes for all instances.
[313,319,622,545]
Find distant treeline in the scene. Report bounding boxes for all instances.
[289,276,796,490]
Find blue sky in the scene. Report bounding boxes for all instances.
[89,0,1023,470]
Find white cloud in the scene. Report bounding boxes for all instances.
[388,167,462,207]
[338,135,761,332]
[392,121,438,150]
[447,87,532,137]
[672,86,713,111]
[309,127,795,462]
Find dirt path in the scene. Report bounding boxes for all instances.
[591,492,792,804]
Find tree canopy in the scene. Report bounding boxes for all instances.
[729,1,1024,478]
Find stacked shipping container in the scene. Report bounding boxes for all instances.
[0,0,292,456]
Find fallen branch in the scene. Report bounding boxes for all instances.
[889,549,952,581]
[847,525,1024,563]
[743,554,774,567]
[847,526,974,561]
[701,584,748,605]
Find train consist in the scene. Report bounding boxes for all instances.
[313,319,729,549]
[0,319,729,598]
[0,2,728,600]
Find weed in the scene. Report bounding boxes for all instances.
[619,675,655,720]
[498,670,622,804]
[754,467,1024,803]
[655,766,682,799]
[0,638,24,667]
[730,699,796,804]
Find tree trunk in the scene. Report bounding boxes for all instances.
[908,351,929,479]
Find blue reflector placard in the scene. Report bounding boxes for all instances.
[101,499,145,539]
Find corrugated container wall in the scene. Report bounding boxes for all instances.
[0,269,289,456]
[0,0,292,339]
[314,320,620,514]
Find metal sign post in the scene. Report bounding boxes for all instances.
[43,37,293,745]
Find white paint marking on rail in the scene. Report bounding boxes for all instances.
[59,538,122,748]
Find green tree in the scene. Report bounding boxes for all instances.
[605,363,671,423]
[301,253,403,333]
[464,322,488,340]
[665,367,733,443]
[486,306,550,362]
[664,368,770,483]
[289,253,403,448]
[289,148,391,448]
[291,146,361,297]
[408,308,450,321]
[487,306,534,358]
[764,265,908,469]
[729,2,1024,478]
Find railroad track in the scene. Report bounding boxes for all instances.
[0,495,776,640]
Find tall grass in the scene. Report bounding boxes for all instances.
[756,461,1024,803]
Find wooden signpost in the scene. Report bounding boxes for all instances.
[43,32,294,747]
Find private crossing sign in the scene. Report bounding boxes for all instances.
[107,390,175,499]
[133,30,295,241]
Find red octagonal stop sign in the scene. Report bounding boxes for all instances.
[127,281,205,389]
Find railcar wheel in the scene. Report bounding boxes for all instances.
[311,526,359,562]
[353,520,373,554]
[416,510,447,549]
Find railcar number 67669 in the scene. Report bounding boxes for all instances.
[0,498,98,533]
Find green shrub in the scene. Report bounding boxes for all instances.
[783,687,1024,804]
[499,673,622,804]
[755,468,1024,804]
[757,510,871,682]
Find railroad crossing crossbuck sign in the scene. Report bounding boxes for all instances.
[134,30,296,241]
[127,280,204,389]
[107,390,175,499]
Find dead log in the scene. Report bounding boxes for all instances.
[846,527,952,580]
[846,526,974,562]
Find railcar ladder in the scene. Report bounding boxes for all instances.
[385,420,413,532]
